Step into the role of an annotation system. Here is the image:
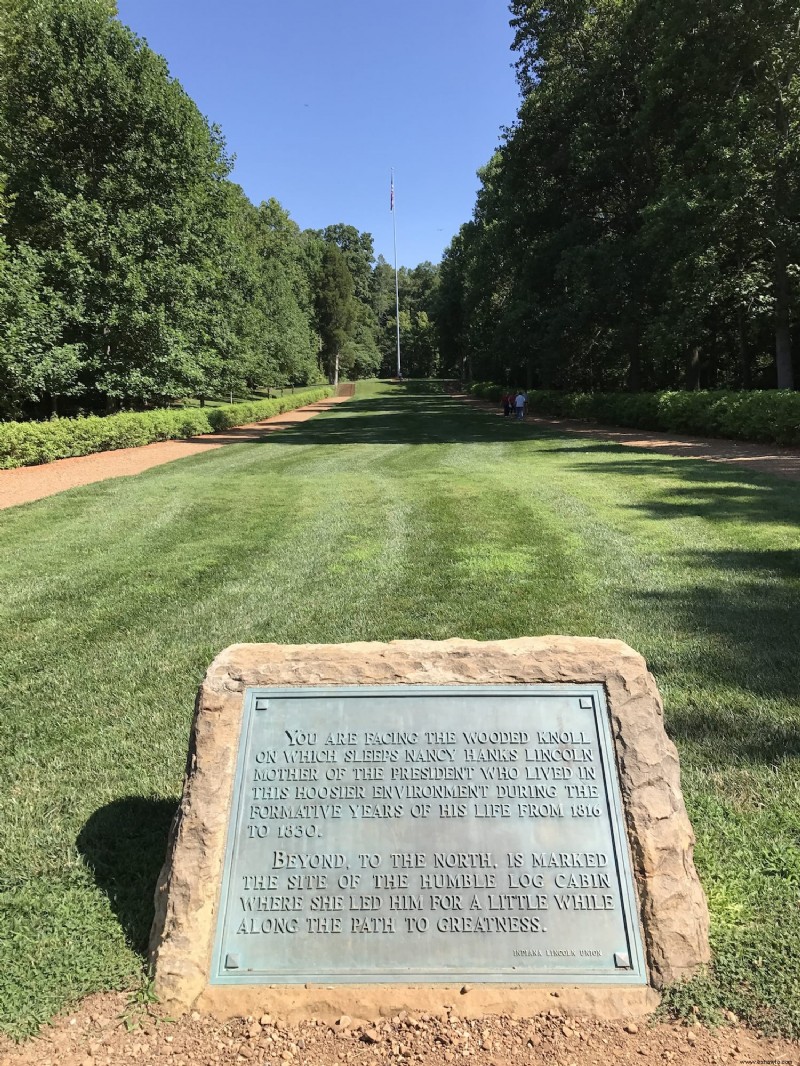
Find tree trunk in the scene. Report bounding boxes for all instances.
[334,352,339,387]
[626,348,641,392]
[687,346,702,390]
[737,307,751,389]
[199,395,206,408]
[774,242,794,389]
[773,89,794,390]
[622,309,643,390]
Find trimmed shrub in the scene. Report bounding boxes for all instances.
[467,384,800,447]
[469,381,505,402]
[0,388,334,470]
[205,388,332,431]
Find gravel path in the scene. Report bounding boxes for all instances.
[0,396,350,510]
[460,393,800,481]
[1,989,797,1066]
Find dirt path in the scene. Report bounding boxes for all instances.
[459,393,800,481]
[0,396,349,511]
[1,989,797,1066]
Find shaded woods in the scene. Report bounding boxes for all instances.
[435,1,800,393]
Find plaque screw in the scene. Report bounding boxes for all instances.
[224,954,240,969]
[614,952,631,969]
[579,697,593,709]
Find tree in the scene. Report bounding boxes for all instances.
[0,0,236,410]
[638,0,800,389]
[315,245,358,383]
[435,0,800,392]
[317,224,375,303]
[436,228,472,379]
[254,198,321,386]
[0,0,406,416]
[0,172,85,414]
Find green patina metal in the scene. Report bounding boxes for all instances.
[210,686,647,985]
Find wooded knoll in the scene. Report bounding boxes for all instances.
[435,2,800,394]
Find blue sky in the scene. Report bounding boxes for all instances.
[115,1,520,268]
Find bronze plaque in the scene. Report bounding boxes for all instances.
[210,686,646,984]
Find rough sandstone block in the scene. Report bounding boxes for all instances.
[149,637,710,1020]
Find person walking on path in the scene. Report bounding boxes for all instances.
[514,390,527,420]
[502,392,513,417]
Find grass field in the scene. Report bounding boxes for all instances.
[1,380,798,1038]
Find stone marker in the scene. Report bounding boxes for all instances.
[150,638,709,1020]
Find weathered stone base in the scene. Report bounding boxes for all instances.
[150,638,710,1018]
[195,983,660,1024]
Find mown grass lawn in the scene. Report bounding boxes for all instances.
[1,380,798,1038]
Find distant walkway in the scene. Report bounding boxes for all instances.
[0,395,349,510]
[457,392,800,482]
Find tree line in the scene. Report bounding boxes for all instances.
[436,0,800,392]
[0,0,444,420]
[15,0,789,409]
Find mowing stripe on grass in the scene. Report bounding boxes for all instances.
[1,380,798,1037]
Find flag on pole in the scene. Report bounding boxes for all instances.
[390,169,401,379]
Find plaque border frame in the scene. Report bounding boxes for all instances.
[209,683,648,986]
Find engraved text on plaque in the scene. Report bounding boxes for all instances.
[210,686,646,984]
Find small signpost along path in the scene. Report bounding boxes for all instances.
[0,395,350,510]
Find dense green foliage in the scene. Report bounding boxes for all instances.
[1,382,798,1037]
[470,383,800,445]
[436,1,800,393]
[315,244,359,381]
[0,386,331,468]
[0,0,394,419]
[202,387,331,432]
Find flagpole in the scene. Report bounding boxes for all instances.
[391,168,401,379]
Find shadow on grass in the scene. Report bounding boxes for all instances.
[77,796,178,956]
[260,390,545,447]
[635,546,800,758]
[667,699,800,764]
[566,455,800,528]
[554,451,800,756]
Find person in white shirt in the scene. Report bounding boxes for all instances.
[514,390,527,420]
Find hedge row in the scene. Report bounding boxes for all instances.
[468,383,800,446]
[0,387,334,469]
